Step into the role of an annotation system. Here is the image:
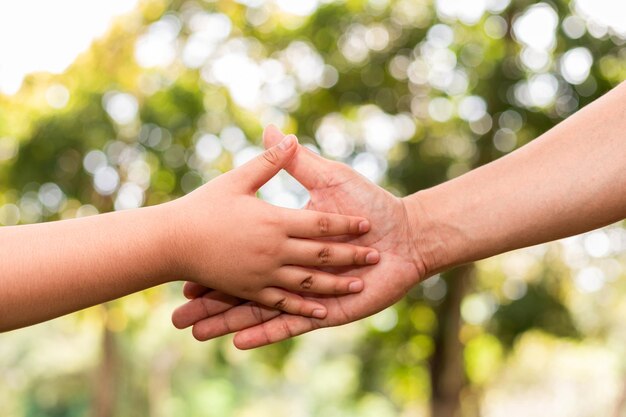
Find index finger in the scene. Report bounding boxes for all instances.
[280,208,370,238]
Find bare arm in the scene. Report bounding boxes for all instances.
[0,135,377,332]
[0,206,173,330]
[407,81,626,275]
[171,83,626,349]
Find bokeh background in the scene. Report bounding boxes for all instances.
[1,0,625,416]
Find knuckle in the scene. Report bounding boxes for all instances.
[318,247,331,264]
[262,148,281,167]
[259,238,282,257]
[274,297,288,311]
[300,275,314,290]
[318,216,330,234]
[250,304,264,322]
[221,315,234,333]
[262,213,280,228]
[346,218,356,233]
[279,318,294,338]
[257,236,272,252]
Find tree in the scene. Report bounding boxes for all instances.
[0,0,624,416]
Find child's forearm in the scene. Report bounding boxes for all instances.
[0,204,175,331]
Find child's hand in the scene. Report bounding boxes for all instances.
[166,134,378,319]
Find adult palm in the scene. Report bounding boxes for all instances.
[172,126,427,349]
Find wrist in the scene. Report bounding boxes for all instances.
[158,190,221,285]
[148,201,189,284]
[401,190,453,278]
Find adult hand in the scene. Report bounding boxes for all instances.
[172,125,429,349]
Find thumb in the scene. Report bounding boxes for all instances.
[263,124,335,190]
[233,133,298,192]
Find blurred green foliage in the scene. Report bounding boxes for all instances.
[0,0,625,416]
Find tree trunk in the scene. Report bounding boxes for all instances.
[430,265,473,417]
[148,348,179,417]
[92,310,119,417]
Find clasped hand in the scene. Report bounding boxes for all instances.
[166,132,384,322]
[171,125,425,348]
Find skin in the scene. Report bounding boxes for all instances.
[173,126,422,341]
[0,134,380,332]
[173,81,626,350]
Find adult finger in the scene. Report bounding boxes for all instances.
[233,314,319,350]
[182,281,211,299]
[191,303,281,341]
[172,291,242,329]
[263,125,342,190]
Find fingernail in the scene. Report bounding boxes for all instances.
[365,251,380,264]
[358,220,370,233]
[269,124,285,135]
[312,308,326,318]
[348,281,363,292]
[278,134,295,150]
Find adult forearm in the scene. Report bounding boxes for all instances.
[0,204,174,331]
[406,82,626,275]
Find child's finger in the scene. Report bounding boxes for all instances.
[280,208,370,238]
[275,266,364,294]
[254,288,328,318]
[284,239,380,267]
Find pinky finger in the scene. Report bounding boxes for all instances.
[255,288,327,319]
